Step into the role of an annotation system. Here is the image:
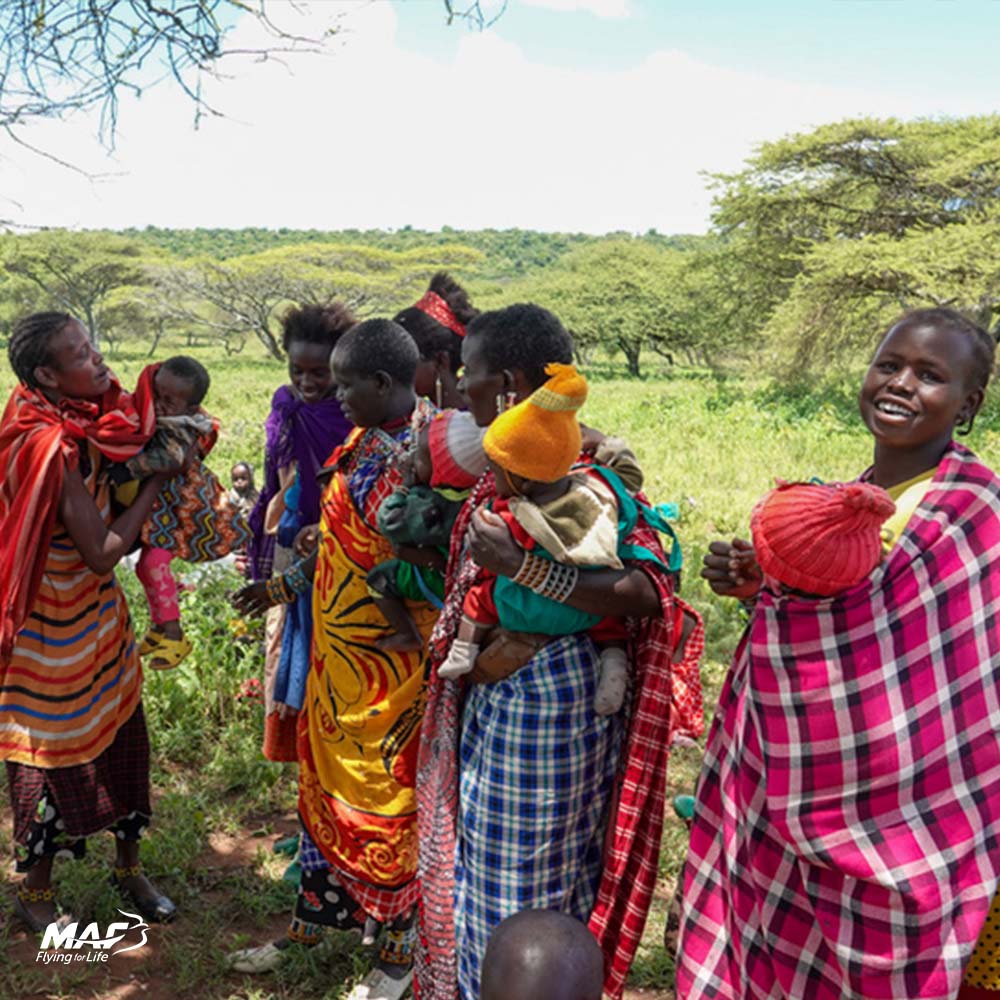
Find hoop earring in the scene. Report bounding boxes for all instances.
[434,374,443,410]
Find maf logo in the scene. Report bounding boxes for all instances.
[36,910,149,965]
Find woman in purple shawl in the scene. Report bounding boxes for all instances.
[247,303,355,762]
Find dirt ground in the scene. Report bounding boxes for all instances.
[3,811,674,1000]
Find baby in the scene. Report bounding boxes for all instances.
[229,461,260,518]
[367,409,486,651]
[751,479,896,597]
[480,910,604,1000]
[438,364,660,717]
[121,356,248,669]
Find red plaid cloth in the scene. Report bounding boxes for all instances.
[415,473,705,1000]
[678,444,1000,1000]
[7,703,151,841]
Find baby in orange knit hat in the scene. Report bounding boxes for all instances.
[439,364,652,717]
[751,480,896,597]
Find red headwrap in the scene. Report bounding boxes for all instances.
[412,290,466,338]
[0,368,156,659]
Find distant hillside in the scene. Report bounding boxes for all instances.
[114,226,699,277]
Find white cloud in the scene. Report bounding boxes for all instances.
[0,1,991,236]
[521,0,631,18]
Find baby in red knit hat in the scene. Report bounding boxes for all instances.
[751,480,896,597]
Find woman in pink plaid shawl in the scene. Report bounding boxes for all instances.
[682,308,1000,1000]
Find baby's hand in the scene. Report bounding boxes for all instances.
[701,537,762,599]
[293,524,319,557]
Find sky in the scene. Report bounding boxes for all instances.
[1,0,999,236]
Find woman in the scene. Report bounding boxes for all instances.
[685,308,1000,1000]
[395,271,478,410]
[246,303,355,761]
[0,312,184,930]
[415,303,705,1000]
[231,320,438,1000]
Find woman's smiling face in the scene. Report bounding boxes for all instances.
[859,319,983,451]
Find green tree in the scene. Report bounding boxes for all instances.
[708,115,1000,365]
[153,241,484,359]
[514,239,716,377]
[2,231,154,349]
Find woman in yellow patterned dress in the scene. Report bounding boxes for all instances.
[230,319,436,1000]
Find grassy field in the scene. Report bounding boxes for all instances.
[3,344,1000,998]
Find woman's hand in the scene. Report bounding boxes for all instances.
[467,508,522,577]
[293,524,319,557]
[232,581,272,618]
[701,538,762,599]
[274,701,297,720]
[393,544,447,572]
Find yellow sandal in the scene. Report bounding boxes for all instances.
[144,634,193,671]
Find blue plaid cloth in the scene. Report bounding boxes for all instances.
[454,633,624,1000]
[299,828,327,872]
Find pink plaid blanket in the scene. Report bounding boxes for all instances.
[678,445,1000,999]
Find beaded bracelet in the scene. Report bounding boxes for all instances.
[536,562,579,603]
[266,575,294,606]
[512,551,549,590]
[284,560,311,596]
[512,551,579,604]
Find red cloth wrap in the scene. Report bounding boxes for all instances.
[0,371,155,660]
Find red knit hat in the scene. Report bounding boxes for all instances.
[751,481,896,597]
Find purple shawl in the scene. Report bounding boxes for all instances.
[247,385,352,581]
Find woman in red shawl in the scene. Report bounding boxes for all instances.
[0,313,185,931]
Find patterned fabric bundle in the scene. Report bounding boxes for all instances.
[247,385,352,581]
[415,469,706,1000]
[678,444,1000,1000]
[141,458,249,561]
[0,373,155,660]
[297,400,438,922]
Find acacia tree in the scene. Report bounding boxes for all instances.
[0,1,495,156]
[709,115,1000,368]
[516,239,721,377]
[2,230,152,348]
[153,242,484,358]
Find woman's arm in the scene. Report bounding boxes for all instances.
[232,550,318,617]
[59,465,173,575]
[466,507,662,619]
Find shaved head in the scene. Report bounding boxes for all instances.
[481,910,604,1000]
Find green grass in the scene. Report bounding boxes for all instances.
[4,345,1000,997]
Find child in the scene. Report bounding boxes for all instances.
[367,409,486,651]
[480,910,604,1000]
[128,356,248,670]
[229,461,259,517]
[750,480,896,597]
[438,363,660,717]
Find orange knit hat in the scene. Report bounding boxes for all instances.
[482,363,587,483]
[751,480,896,596]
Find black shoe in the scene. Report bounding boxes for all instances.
[111,870,178,924]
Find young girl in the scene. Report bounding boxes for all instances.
[229,461,259,517]
[127,356,247,670]
[0,313,181,931]
[246,303,355,762]
[685,308,1000,1000]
